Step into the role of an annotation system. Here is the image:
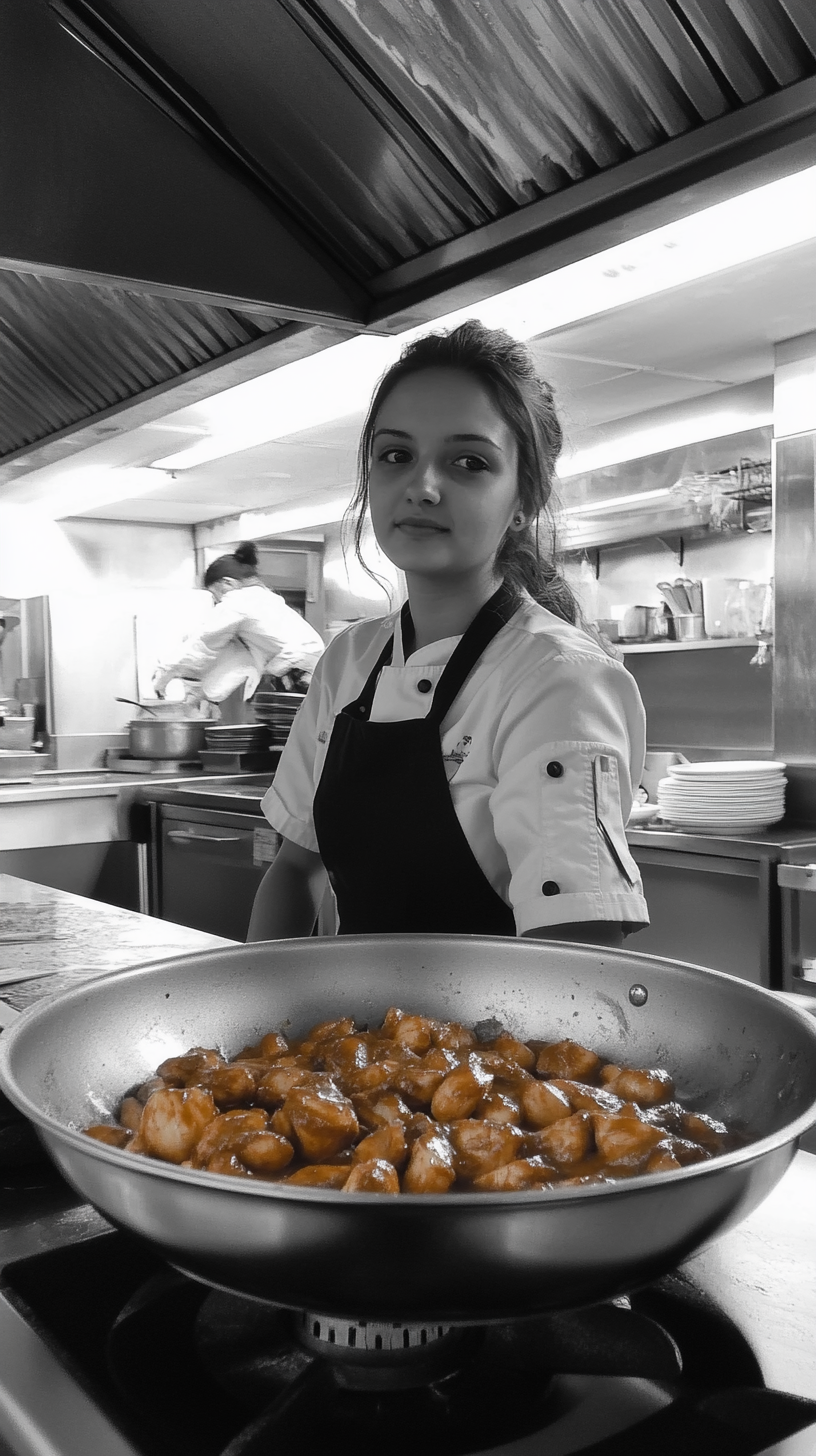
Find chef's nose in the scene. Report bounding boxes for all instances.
[407,459,443,505]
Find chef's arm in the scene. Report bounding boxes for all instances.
[522,922,624,948]
[247,837,327,941]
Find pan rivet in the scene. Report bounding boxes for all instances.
[629,984,648,1007]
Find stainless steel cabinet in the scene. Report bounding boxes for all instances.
[158,804,277,942]
[630,845,771,984]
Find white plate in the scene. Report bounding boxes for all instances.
[668,760,786,777]
[660,818,783,835]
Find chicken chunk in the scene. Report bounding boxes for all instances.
[343,1159,400,1194]
[118,1096,144,1133]
[352,1123,408,1169]
[646,1141,682,1173]
[156,1047,224,1087]
[354,1092,413,1130]
[532,1111,593,1165]
[549,1079,624,1115]
[239,1132,295,1176]
[430,1056,493,1121]
[447,1120,521,1181]
[397,1059,453,1106]
[473,1157,555,1192]
[283,1165,350,1189]
[403,1130,456,1194]
[488,1033,536,1072]
[604,1067,674,1107]
[535,1040,602,1082]
[84,1124,132,1149]
[680,1111,727,1152]
[431,1021,476,1053]
[256,1061,314,1107]
[591,1111,665,1163]
[133,1087,216,1164]
[191,1108,269,1168]
[520,1079,572,1128]
[393,1014,435,1054]
[286,1082,360,1162]
[195,1064,257,1109]
[476,1090,522,1125]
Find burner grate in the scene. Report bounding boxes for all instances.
[1,1231,815,1456]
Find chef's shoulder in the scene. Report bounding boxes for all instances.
[312,613,397,693]
[497,598,643,731]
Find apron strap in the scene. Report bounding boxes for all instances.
[425,580,518,726]
[344,583,518,725]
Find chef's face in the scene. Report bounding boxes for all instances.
[368,368,522,585]
[209,577,239,603]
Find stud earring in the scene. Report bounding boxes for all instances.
[513,513,524,527]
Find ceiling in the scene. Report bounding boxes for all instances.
[1,0,816,516]
[2,230,809,526]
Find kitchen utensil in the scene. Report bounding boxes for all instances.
[115,697,158,717]
[0,715,35,750]
[672,613,706,641]
[672,579,693,613]
[657,582,685,615]
[1,936,815,1324]
[596,617,620,642]
[620,605,649,640]
[127,718,206,761]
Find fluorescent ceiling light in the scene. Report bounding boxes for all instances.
[556,403,773,479]
[564,488,672,516]
[40,467,168,519]
[151,163,816,473]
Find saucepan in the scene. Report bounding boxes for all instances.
[115,698,206,760]
[1,937,815,1324]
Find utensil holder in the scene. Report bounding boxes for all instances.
[673,613,706,641]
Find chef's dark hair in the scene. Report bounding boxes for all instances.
[346,320,578,624]
[203,541,259,588]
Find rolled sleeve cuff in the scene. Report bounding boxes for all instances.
[514,890,650,937]
[261,786,319,853]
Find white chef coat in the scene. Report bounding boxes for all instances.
[262,593,649,934]
[156,585,325,702]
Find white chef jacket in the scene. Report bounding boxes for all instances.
[262,593,649,934]
[156,585,325,702]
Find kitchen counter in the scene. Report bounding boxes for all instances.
[0,874,236,1013]
[627,820,816,859]
[136,773,274,815]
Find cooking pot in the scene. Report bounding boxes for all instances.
[1,937,815,1324]
[127,717,206,760]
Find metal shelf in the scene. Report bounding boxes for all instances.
[621,637,762,654]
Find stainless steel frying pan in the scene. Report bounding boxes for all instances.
[1,936,815,1324]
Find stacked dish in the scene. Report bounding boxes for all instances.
[657,760,787,834]
[203,724,272,754]
[252,691,306,746]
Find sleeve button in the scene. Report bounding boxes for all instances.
[541,881,560,896]
[417,678,433,693]
[546,761,564,778]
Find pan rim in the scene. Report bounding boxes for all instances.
[1,935,815,1209]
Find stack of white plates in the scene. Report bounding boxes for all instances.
[657,760,787,834]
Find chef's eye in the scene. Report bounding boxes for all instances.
[377,447,413,465]
[452,453,490,473]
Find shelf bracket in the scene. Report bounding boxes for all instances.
[591,548,601,580]
[657,534,685,567]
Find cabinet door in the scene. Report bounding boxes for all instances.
[160,816,272,942]
[631,850,766,984]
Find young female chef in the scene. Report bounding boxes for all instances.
[248,322,648,946]
[152,542,325,707]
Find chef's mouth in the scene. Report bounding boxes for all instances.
[396,520,449,533]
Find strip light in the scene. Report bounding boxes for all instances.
[563,488,672,516]
[150,163,816,476]
[556,401,773,479]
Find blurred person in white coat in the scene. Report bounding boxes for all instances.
[152,542,325,712]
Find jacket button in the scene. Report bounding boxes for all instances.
[417,678,432,693]
[546,761,564,778]
[541,881,560,896]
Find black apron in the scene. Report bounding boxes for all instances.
[313,582,518,935]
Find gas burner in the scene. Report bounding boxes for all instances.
[1,1231,815,1456]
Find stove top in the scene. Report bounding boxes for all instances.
[0,1155,815,1456]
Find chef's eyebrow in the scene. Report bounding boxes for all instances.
[373,428,502,449]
